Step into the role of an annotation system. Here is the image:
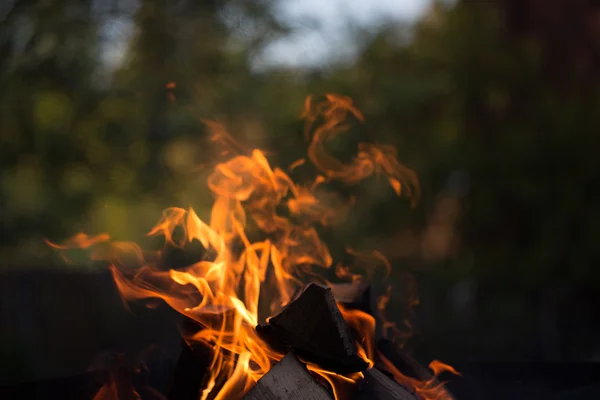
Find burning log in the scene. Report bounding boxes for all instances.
[376,339,458,400]
[242,353,332,400]
[357,368,419,400]
[41,95,459,400]
[256,283,369,374]
[376,339,433,381]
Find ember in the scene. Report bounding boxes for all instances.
[47,94,458,399]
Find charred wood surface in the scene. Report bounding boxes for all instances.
[243,353,332,400]
[256,283,369,374]
[376,339,458,400]
[376,339,433,381]
[357,368,419,400]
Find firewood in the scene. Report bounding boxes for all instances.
[256,283,369,374]
[242,353,332,400]
[357,368,419,400]
[376,339,432,381]
[376,339,457,400]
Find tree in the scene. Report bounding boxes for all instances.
[0,0,102,266]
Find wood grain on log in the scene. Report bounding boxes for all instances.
[243,353,332,400]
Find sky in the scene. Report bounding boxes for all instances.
[101,0,433,71]
[255,0,432,68]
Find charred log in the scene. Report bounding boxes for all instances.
[376,339,433,381]
[357,368,419,400]
[256,283,369,374]
[242,353,332,400]
[376,339,457,400]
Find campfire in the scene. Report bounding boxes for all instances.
[47,94,459,399]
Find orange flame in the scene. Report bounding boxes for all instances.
[338,305,376,364]
[301,94,420,205]
[378,353,460,400]
[47,95,456,400]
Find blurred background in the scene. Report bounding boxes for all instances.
[2,0,600,388]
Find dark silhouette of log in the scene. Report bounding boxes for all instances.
[357,368,418,400]
[376,339,457,400]
[376,339,433,381]
[242,353,332,400]
[256,283,369,374]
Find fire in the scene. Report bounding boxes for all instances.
[301,94,420,205]
[47,94,457,399]
[378,355,460,400]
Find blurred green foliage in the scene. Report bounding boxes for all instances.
[1,0,600,361]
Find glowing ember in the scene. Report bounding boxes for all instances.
[47,94,457,399]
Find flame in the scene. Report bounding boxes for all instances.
[166,82,176,103]
[301,94,420,205]
[377,271,421,347]
[288,158,306,171]
[338,305,376,364]
[47,95,456,400]
[306,364,359,400]
[378,353,460,400]
[45,232,111,250]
